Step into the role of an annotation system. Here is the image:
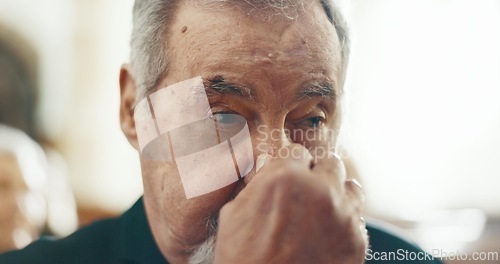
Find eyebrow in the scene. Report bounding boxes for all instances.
[201,76,253,100]
[196,76,335,101]
[297,81,336,100]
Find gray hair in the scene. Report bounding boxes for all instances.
[130,0,349,100]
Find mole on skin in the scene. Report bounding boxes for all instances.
[181,26,188,33]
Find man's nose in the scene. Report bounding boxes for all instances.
[255,126,293,158]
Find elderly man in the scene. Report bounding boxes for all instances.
[0,0,441,263]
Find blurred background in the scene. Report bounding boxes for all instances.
[0,0,498,262]
[343,1,500,262]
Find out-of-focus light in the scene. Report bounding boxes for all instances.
[345,0,500,218]
[410,209,487,254]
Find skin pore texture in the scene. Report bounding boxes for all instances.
[119,1,366,263]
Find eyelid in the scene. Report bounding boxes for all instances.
[212,110,235,115]
[293,107,328,128]
[205,105,236,119]
[300,108,327,121]
[300,116,326,126]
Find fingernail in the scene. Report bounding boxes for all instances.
[328,151,341,160]
[350,178,363,189]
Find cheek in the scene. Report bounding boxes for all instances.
[140,159,236,229]
[141,160,186,211]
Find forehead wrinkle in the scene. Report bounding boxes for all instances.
[168,2,342,105]
[171,3,337,71]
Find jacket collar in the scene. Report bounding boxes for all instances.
[118,197,168,263]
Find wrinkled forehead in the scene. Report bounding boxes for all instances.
[180,0,339,48]
[168,0,342,73]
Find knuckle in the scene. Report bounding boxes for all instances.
[262,167,328,203]
[344,216,366,247]
[345,179,365,203]
[345,178,363,192]
[314,194,337,217]
[265,165,304,188]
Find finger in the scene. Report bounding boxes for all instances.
[255,153,271,173]
[244,144,313,190]
[344,179,367,248]
[311,150,347,190]
[344,178,364,215]
[359,216,369,246]
[243,153,272,185]
[271,143,313,170]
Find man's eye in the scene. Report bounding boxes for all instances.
[209,112,247,140]
[211,112,241,124]
[299,116,325,128]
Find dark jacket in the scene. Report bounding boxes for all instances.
[0,198,442,263]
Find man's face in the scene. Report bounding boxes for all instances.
[122,0,342,261]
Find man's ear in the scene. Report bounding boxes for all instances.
[119,64,139,150]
